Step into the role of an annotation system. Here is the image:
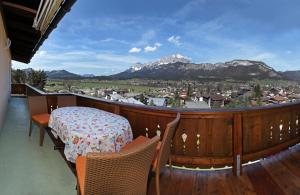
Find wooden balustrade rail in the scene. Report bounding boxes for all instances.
[11,84,300,176]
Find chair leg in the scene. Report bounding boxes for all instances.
[155,173,160,195]
[29,120,32,136]
[39,126,45,146]
[76,180,81,195]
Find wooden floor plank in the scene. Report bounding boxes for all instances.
[192,172,209,195]
[278,150,300,178]
[245,163,285,195]
[261,153,300,195]
[226,171,256,195]
[147,145,300,195]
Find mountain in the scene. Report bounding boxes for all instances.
[82,74,95,77]
[282,71,300,81]
[110,55,283,81]
[46,70,82,79]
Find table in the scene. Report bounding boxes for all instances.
[48,106,133,162]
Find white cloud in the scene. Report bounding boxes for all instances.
[144,46,157,52]
[168,35,181,46]
[129,47,142,53]
[155,42,162,47]
[175,0,207,18]
[252,52,276,61]
[136,30,156,46]
[95,53,147,64]
[144,42,162,53]
[36,50,47,56]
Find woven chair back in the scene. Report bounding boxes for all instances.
[84,136,160,195]
[156,113,180,172]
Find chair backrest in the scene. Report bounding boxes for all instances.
[84,136,160,195]
[28,96,48,116]
[57,95,77,108]
[156,113,180,173]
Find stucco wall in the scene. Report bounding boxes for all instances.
[0,12,11,128]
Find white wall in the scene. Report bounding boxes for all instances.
[0,12,11,128]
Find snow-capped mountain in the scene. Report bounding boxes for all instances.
[130,54,191,72]
[111,56,283,81]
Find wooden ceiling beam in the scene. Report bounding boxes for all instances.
[12,54,30,63]
[3,7,36,19]
[11,49,31,56]
[8,31,39,44]
[2,1,37,14]
[11,46,34,53]
[8,30,40,41]
[6,19,39,34]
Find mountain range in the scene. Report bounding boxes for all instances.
[109,55,296,81]
[38,54,300,81]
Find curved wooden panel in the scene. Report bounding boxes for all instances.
[18,84,300,175]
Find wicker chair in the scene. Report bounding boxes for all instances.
[122,113,181,195]
[57,95,77,107]
[76,136,160,195]
[28,96,50,146]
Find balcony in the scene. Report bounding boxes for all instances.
[5,83,300,194]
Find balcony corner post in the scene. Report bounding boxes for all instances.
[233,113,243,176]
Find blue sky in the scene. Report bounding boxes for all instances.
[13,0,300,75]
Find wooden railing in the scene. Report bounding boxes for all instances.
[11,83,26,95]
[12,84,300,176]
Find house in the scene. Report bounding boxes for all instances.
[184,101,210,109]
[148,97,167,106]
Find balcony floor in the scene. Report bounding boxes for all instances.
[0,97,76,195]
[2,97,300,195]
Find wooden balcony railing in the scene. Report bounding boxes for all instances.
[11,83,300,176]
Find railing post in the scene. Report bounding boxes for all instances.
[114,105,120,115]
[233,113,243,176]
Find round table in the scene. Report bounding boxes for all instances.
[48,106,133,162]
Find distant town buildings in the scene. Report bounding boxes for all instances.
[49,79,300,109]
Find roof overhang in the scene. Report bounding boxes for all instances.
[0,0,76,63]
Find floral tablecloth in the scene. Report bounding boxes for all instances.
[48,106,133,162]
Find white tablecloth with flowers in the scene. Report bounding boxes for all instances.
[48,106,133,163]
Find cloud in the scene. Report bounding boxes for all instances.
[175,0,207,18]
[95,53,147,64]
[136,30,157,46]
[129,47,142,53]
[168,35,181,46]
[12,49,150,75]
[144,42,162,53]
[36,50,47,56]
[251,52,276,61]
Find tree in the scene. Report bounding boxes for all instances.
[217,83,223,93]
[149,99,155,106]
[12,69,26,83]
[63,80,74,92]
[254,84,262,99]
[139,94,147,105]
[27,70,47,90]
[187,83,193,99]
[174,90,181,107]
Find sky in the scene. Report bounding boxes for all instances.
[12,0,300,76]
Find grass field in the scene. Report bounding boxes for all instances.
[45,80,160,94]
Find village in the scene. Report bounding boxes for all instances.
[52,80,300,109]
